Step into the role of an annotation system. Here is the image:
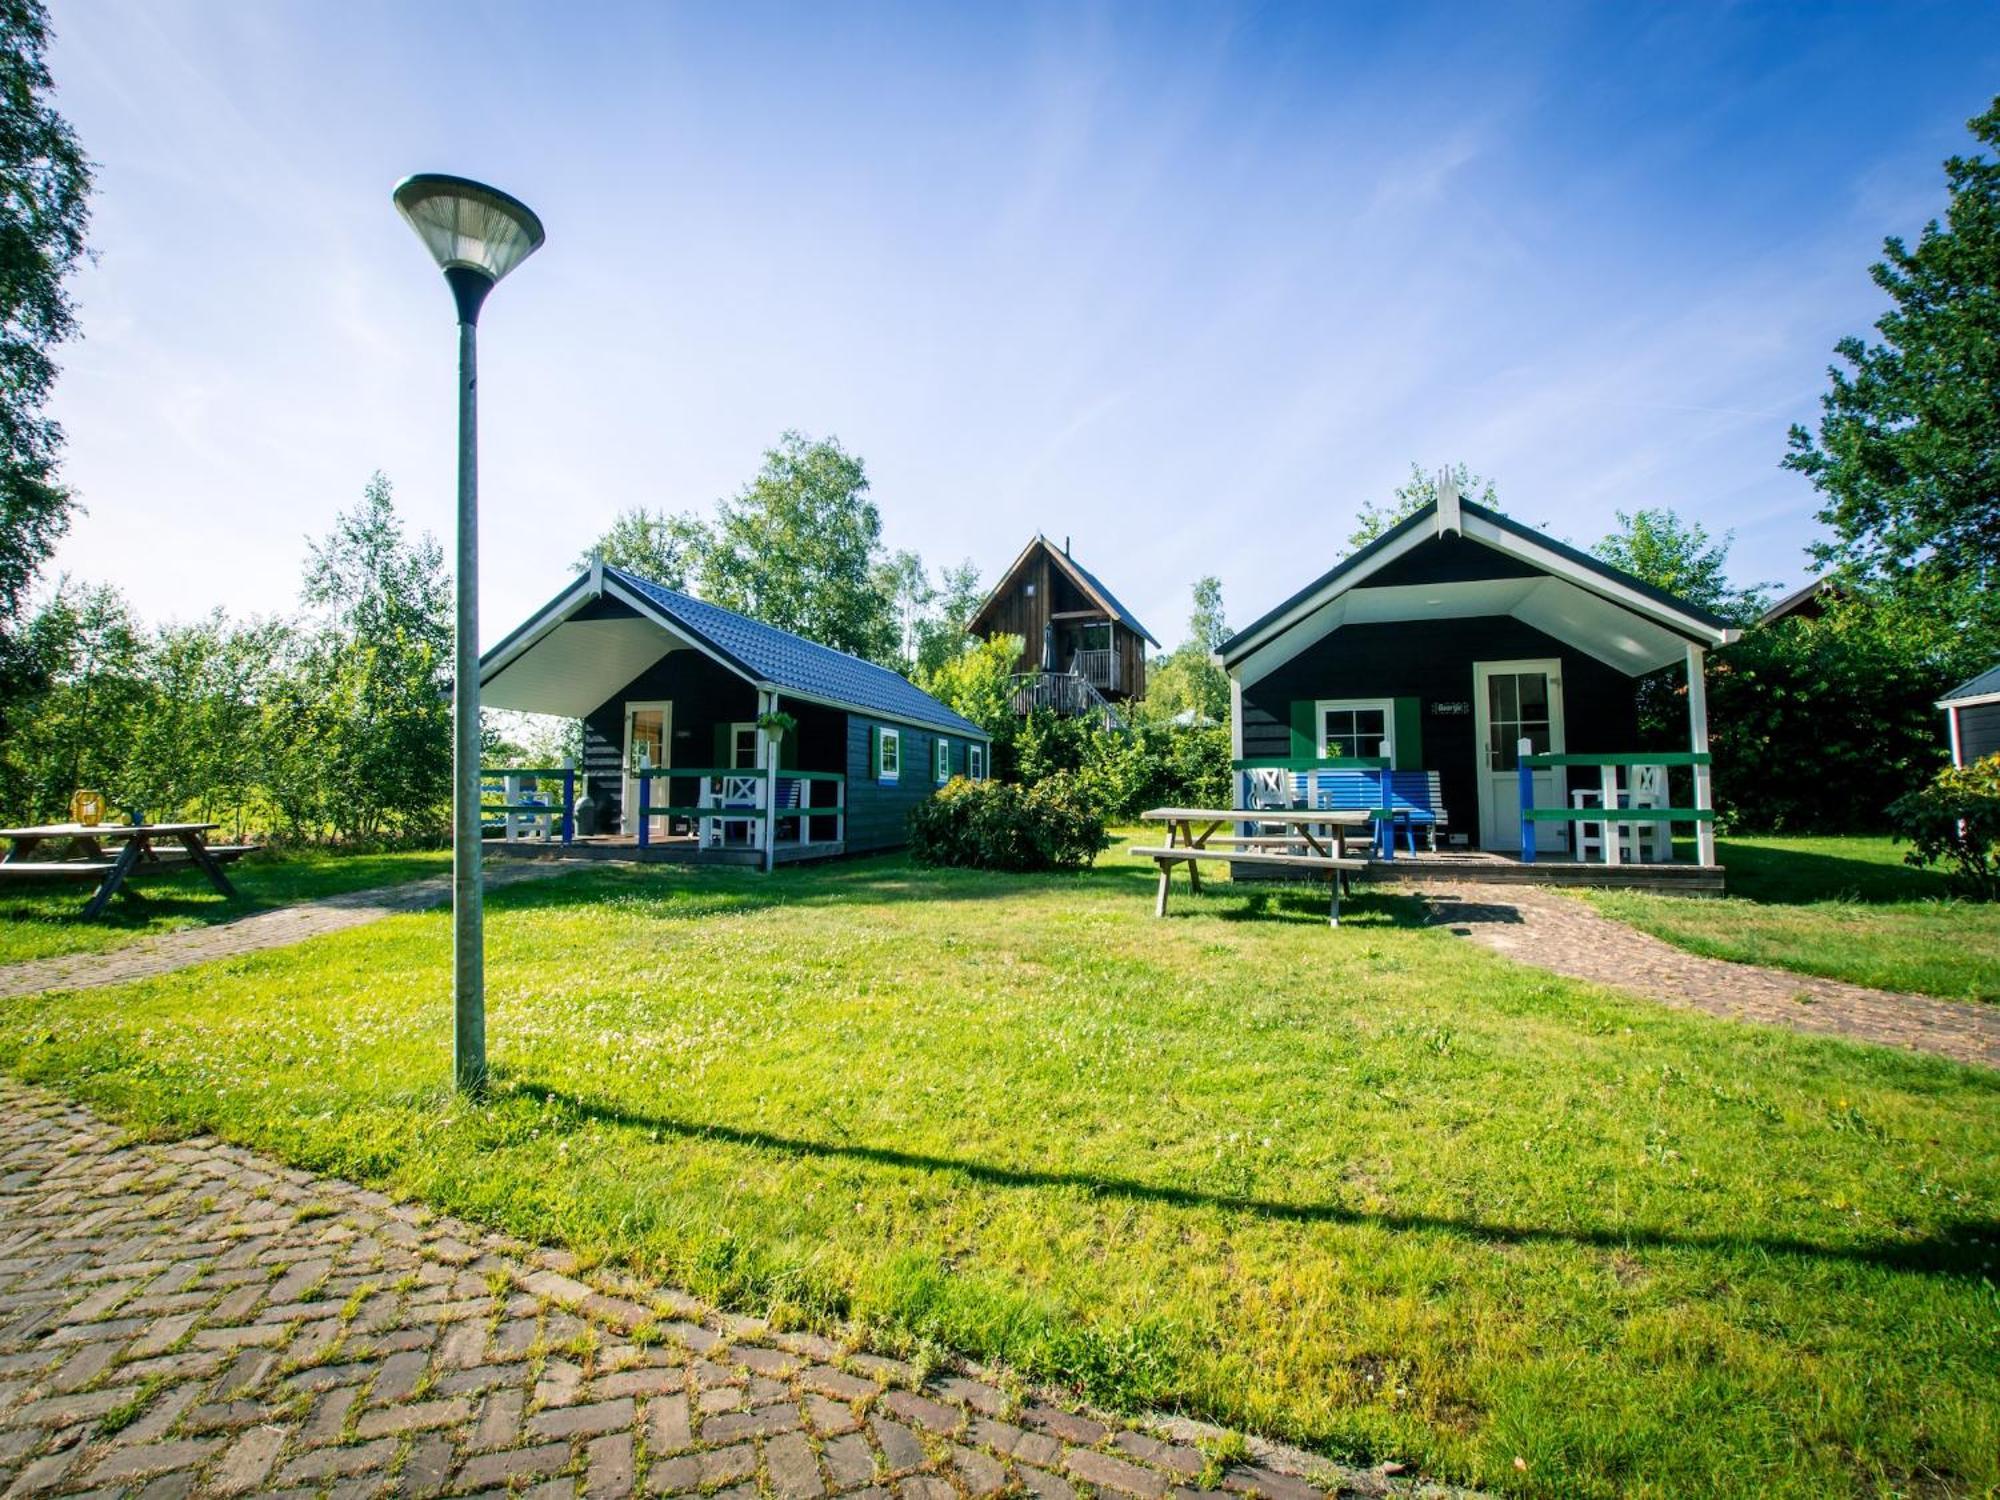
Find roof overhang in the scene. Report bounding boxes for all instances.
[1939,691,2000,711]
[480,564,758,717]
[968,535,1161,648]
[1221,501,1740,685]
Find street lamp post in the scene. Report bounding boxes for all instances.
[393,174,545,1094]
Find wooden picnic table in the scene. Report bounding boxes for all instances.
[1131,807,1373,926]
[0,822,242,920]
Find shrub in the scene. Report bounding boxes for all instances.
[1888,752,2000,899]
[908,775,1110,872]
[1009,711,1230,821]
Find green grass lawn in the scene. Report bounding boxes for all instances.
[0,847,451,964]
[1583,835,2000,1002]
[0,839,1993,1499]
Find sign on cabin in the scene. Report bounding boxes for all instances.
[1430,700,1471,716]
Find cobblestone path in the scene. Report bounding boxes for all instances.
[0,1079,1440,1500]
[1422,882,2000,1070]
[0,863,571,1002]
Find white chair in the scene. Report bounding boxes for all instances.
[1573,764,1667,863]
[1247,768,1295,853]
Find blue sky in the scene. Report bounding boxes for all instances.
[42,2,2000,648]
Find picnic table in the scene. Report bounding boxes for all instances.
[0,822,247,920]
[1130,807,1372,926]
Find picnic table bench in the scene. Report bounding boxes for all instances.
[1130,807,1371,926]
[0,822,251,919]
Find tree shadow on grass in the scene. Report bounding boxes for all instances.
[513,1081,1998,1281]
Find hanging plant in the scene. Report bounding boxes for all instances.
[756,710,798,741]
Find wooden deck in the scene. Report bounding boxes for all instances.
[489,834,845,867]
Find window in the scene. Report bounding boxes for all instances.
[935,737,951,782]
[968,744,986,780]
[877,726,900,782]
[1316,699,1393,761]
[728,723,758,769]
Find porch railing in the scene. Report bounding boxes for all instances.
[634,766,845,856]
[480,763,575,845]
[1517,749,1715,867]
[1070,648,1120,693]
[1007,671,1124,727]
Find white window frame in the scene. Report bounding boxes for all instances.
[935,737,951,783]
[1315,698,1395,761]
[968,744,985,780]
[877,726,901,783]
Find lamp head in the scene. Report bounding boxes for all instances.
[393,173,545,324]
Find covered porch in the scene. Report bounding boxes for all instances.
[479,562,847,869]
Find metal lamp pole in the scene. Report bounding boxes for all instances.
[393,174,546,1094]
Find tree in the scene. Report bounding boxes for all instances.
[919,633,1020,741]
[581,505,710,591]
[1708,592,1989,831]
[1348,462,1497,553]
[1140,576,1229,726]
[285,474,452,840]
[699,432,899,662]
[1786,97,2000,597]
[1591,507,1769,622]
[912,559,983,680]
[874,548,932,669]
[0,580,142,820]
[0,0,92,721]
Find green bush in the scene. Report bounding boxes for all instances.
[1888,752,2000,899]
[908,775,1110,872]
[1010,711,1230,821]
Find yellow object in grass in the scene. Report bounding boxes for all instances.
[68,789,105,826]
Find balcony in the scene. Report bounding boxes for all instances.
[1070,648,1120,693]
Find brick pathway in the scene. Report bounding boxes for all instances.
[0,863,570,1002]
[1422,882,2000,1070]
[0,1079,1449,1500]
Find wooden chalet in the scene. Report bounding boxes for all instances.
[479,560,991,868]
[968,535,1160,720]
[1217,482,1742,889]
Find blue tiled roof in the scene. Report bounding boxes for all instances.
[1943,663,2000,702]
[605,565,988,739]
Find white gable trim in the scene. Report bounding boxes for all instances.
[1458,511,1737,649]
[1220,519,1436,667]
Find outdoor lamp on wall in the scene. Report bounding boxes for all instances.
[393,173,545,1095]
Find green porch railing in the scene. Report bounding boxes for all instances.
[1516,751,1713,866]
[633,765,845,853]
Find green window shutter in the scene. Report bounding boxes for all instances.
[868,724,879,778]
[712,723,729,767]
[1288,700,1316,759]
[1394,698,1423,771]
[780,731,799,770]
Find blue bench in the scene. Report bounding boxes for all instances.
[1291,769,1448,855]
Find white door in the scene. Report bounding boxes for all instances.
[622,701,671,834]
[1473,660,1566,853]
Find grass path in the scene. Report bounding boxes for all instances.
[0,840,1992,1499]
[1581,836,2000,1002]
